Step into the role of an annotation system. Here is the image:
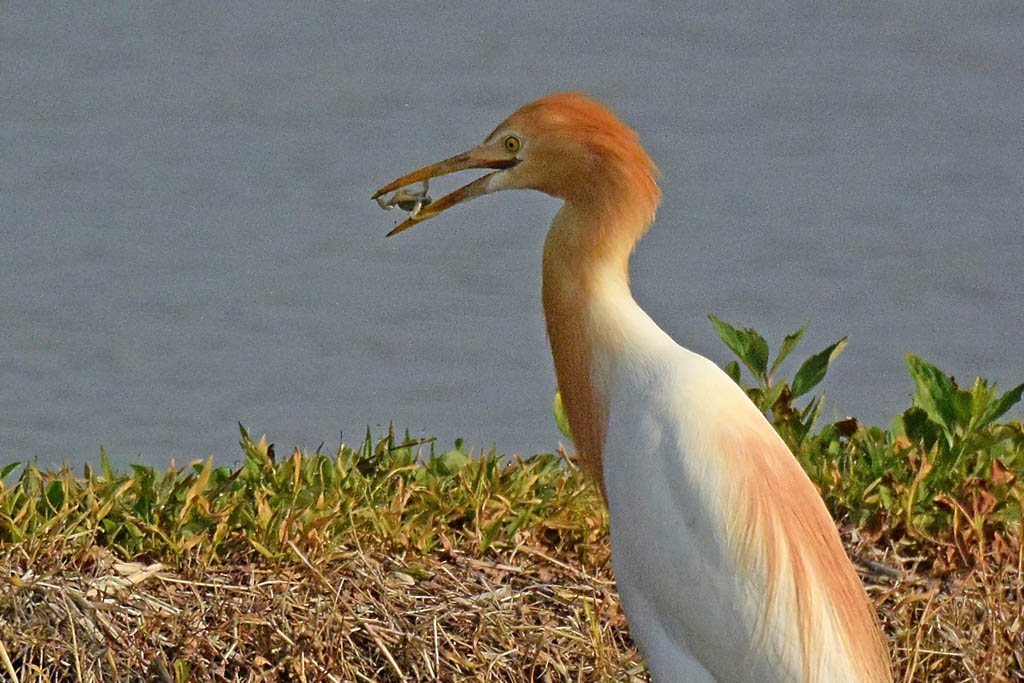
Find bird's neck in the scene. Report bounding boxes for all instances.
[541,199,655,493]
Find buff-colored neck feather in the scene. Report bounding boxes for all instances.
[541,167,659,492]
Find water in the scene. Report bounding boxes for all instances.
[2,3,1021,469]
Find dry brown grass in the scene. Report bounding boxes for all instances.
[2,521,1021,682]
[851,530,1024,682]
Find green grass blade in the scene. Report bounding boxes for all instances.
[553,391,573,441]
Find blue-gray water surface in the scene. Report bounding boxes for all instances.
[2,3,1022,469]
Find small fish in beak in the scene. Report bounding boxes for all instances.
[375,180,433,218]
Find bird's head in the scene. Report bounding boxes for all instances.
[373,92,660,236]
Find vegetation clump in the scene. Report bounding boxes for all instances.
[1,319,1021,681]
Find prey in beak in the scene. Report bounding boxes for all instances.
[372,143,519,236]
[375,179,433,216]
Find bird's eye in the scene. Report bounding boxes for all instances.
[503,135,521,153]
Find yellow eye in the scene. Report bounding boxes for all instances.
[503,135,521,153]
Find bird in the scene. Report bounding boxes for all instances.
[373,92,892,682]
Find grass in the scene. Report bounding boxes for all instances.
[1,319,1022,681]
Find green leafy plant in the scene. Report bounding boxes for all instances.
[709,315,847,447]
[901,354,1023,448]
[886,356,1024,551]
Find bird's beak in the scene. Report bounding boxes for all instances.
[373,146,518,236]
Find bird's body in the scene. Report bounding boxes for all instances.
[374,92,892,682]
[597,293,877,681]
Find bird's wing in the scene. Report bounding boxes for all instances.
[712,405,891,682]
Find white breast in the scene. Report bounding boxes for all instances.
[602,342,804,681]
[586,274,802,680]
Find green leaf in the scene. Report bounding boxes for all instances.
[762,381,787,411]
[747,336,769,378]
[480,519,503,553]
[100,447,115,481]
[708,315,743,355]
[708,315,769,380]
[432,449,468,475]
[552,391,573,440]
[1,461,22,479]
[249,538,275,559]
[769,322,809,379]
[905,355,959,436]
[792,337,848,397]
[723,361,741,385]
[173,658,191,683]
[801,394,825,431]
[976,382,1024,431]
[45,480,65,511]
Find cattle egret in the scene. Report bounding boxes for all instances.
[373,93,891,682]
